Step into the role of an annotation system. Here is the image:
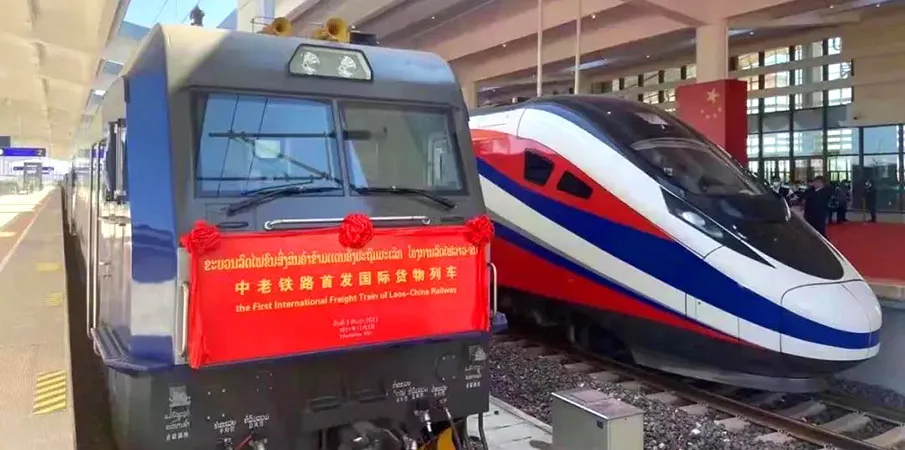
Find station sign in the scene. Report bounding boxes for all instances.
[12,166,54,173]
[0,147,47,157]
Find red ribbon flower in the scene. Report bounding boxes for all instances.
[338,213,374,249]
[464,214,495,247]
[180,220,222,256]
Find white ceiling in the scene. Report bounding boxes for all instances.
[0,0,125,158]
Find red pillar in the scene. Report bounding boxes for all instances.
[676,79,749,165]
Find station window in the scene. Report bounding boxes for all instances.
[556,171,593,199]
[523,150,554,186]
[194,93,342,196]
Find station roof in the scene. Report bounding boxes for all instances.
[284,0,895,97]
[0,0,129,158]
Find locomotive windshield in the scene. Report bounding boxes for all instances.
[194,93,464,197]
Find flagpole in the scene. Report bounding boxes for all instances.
[573,0,582,94]
[536,0,543,97]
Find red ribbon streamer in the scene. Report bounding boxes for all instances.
[179,220,222,369]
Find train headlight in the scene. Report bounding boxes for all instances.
[678,210,724,240]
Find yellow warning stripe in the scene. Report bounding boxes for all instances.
[32,371,68,415]
[46,292,64,307]
[36,262,60,272]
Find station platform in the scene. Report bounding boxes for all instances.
[468,396,552,450]
[0,188,75,450]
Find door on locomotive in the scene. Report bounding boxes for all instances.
[80,18,494,450]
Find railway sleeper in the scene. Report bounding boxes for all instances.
[716,417,750,432]
[819,412,871,434]
[777,400,826,420]
[865,424,905,448]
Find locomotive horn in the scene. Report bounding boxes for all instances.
[311,16,351,43]
[259,17,292,36]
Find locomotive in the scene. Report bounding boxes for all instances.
[470,96,882,393]
[64,18,497,450]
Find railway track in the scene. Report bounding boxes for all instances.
[496,332,905,450]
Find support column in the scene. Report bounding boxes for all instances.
[461,82,478,110]
[237,0,276,32]
[536,0,544,97]
[677,20,747,164]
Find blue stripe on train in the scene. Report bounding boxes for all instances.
[478,160,877,350]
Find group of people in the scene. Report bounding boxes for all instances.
[770,176,878,236]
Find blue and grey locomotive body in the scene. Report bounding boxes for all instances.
[64,22,492,450]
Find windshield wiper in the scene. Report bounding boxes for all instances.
[352,186,457,210]
[211,131,345,185]
[225,183,342,216]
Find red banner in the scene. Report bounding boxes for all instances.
[182,222,490,368]
[676,79,749,165]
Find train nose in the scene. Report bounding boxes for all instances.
[780,282,881,360]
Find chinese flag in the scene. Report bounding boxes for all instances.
[676,79,748,165]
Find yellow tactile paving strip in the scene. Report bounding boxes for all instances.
[0,190,75,450]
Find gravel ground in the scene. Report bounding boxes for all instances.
[829,377,905,411]
[487,342,820,450]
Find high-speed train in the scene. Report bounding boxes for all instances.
[470,95,882,392]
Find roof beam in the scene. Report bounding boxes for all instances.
[395,0,625,62]
[454,13,686,82]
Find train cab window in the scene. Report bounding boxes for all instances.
[556,171,593,199]
[194,93,342,196]
[340,102,464,192]
[523,150,554,186]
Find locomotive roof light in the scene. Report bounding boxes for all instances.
[288,45,372,81]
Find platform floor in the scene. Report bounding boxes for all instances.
[0,189,75,450]
[468,397,552,450]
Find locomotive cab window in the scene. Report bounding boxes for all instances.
[340,102,465,193]
[556,171,593,199]
[523,150,554,186]
[194,93,343,196]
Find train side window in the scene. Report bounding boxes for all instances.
[523,150,554,186]
[556,171,593,200]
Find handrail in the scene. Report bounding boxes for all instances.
[264,215,431,230]
[180,282,190,357]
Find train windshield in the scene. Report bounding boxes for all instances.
[599,108,768,198]
[194,93,464,196]
[340,101,464,193]
[195,93,343,196]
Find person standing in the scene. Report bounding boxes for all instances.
[835,180,851,223]
[770,176,791,204]
[803,176,833,236]
[864,179,878,223]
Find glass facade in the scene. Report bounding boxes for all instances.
[590,36,905,212]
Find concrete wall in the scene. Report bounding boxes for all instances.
[842,9,905,127]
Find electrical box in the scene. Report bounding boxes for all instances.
[551,388,644,450]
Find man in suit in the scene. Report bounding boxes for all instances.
[864,179,878,222]
[770,176,791,204]
[803,176,833,237]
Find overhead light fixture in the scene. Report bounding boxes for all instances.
[93,89,106,96]
[749,31,755,35]
[645,55,650,58]
[829,4,834,8]
[431,15,436,19]
[591,14,597,19]
[502,43,507,47]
